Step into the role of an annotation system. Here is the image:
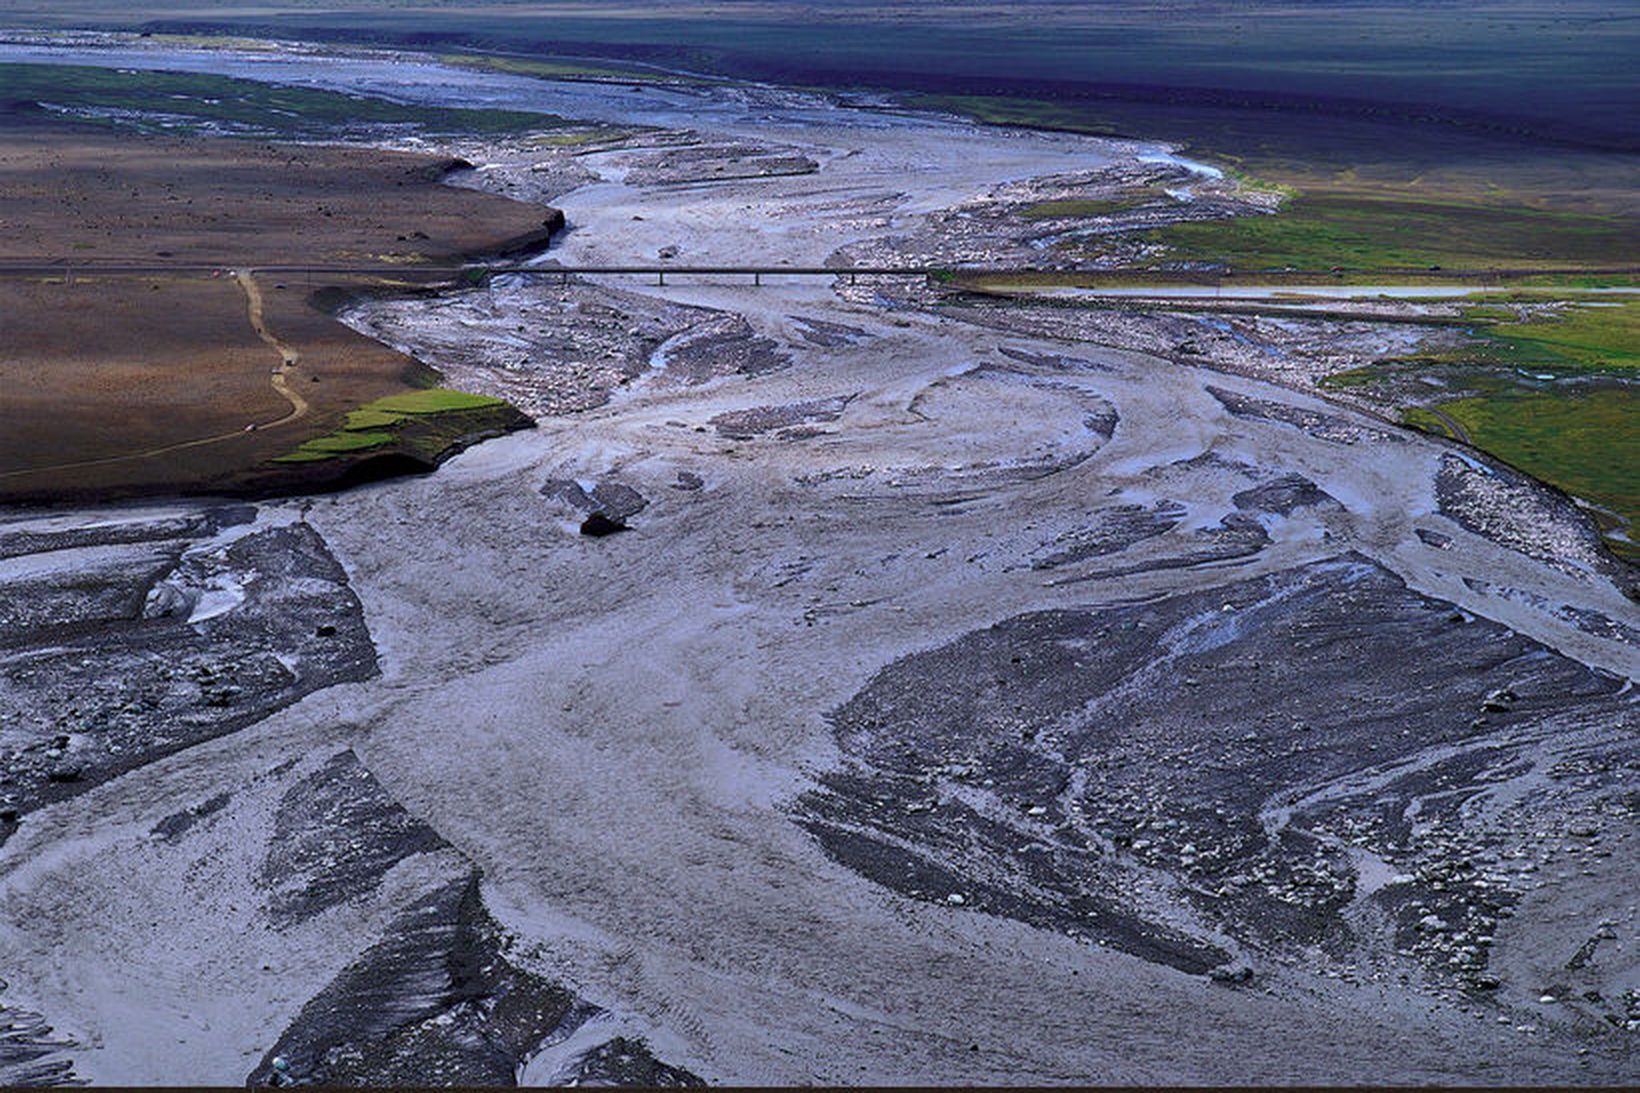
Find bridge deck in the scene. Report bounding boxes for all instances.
[0,261,1629,282]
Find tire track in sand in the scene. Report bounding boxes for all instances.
[235,269,309,428]
[1425,406,1474,445]
[0,270,310,480]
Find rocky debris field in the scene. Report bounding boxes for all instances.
[833,159,1269,270]
[847,276,1467,401]
[619,136,819,187]
[0,505,375,849]
[341,280,787,419]
[1435,454,1631,589]
[0,504,699,1087]
[799,554,1636,1030]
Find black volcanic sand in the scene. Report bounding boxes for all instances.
[248,869,701,1087]
[0,507,376,848]
[0,497,703,1085]
[0,994,76,1087]
[798,553,1636,1024]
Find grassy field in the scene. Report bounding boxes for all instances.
[1422,387,1638,558]
[1135,194,1636,273]
[1388,300,1640,560]
[1021,197,1153,220]
[0,62,564,137]
[1381,300,1640,378]
[908,83,1640,271]
[1482,301,1640,374]
[908,90,1640,272]
[274,389,520,464]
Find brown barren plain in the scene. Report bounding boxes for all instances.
[0,109,558,501]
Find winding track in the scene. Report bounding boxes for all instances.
[234,269,309,428]
[1425,406,1475,445]
[0,271,309,482]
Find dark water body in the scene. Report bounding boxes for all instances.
[108,1,1640,154]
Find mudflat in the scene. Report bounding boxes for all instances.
[0,110,554,263]
[0,112,556,500]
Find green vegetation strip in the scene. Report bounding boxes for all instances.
[1393,300,1640,561]
[1482,300,1640,374]
[1139,194,1635,273]
[355,389,508,414]
[0,62,564,137]
[1420,388,1638,554]
[1385,299,1640,378]
[1020,197,1151,220]
[1400,408,1457,440]
[274,388,512,463]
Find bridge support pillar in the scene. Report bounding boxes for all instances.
[754,272,761,287]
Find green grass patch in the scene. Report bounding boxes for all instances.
[1430,387,1639,538]
[1319,365,1396,390]
[140,33,284,52]
[1223,168,1296,201]
[273,430,394,462]
[1457,304,1521,323]
[947,267,1619,295]
[912,93,1133,138]
[1400,299,1640,378]
[1021,197,1151,220]
[1401,406,1458,439]
[1513,273,1640,289]
[272,388,520,465]
[1,62,564,138]
[527,126,636,147]
[1605,537,1640,565]
[1139,193,1636,272]
[337,408,404,431]
[363,389,509,415]
[1484,300,1640,374]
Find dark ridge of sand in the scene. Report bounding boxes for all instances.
[0,115,559,502]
